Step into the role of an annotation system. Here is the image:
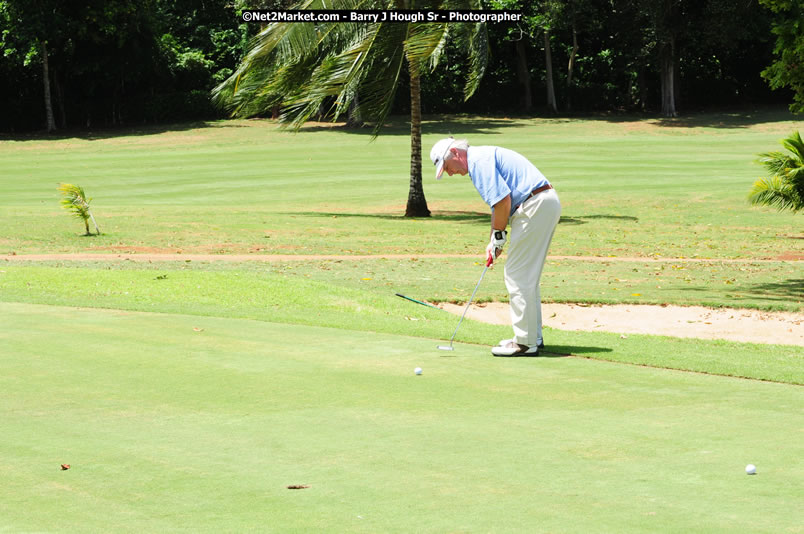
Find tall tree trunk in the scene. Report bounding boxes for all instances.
[405,62,430,218]
[673,58,681,110]
[514,40,532,112]
[41,41,56,132]
[566,22,579,112]
[660,36,677,117]
[544,31,558,114]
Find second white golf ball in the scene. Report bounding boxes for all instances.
[414,367,422,375]
[745,464,756,475]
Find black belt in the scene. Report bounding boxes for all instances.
[527,184,553,200]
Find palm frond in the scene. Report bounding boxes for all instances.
[278,21,407,136]
[781,130,804,163]
[405,22,448,68]
[58,183,90,218]
[757,151,794,176]
[463,21,489,100]
[748,176,802,212]
[751,131,804,212]
[349,23,408,135]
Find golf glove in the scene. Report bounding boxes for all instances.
[486,229,507,265]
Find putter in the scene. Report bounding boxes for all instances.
[437,261,490,351]
[395,293,444,311]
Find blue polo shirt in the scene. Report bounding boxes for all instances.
[467,146,549,217]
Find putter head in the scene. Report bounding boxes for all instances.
[437,345,454,351]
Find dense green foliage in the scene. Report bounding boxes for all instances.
[760,0,804,113]
[0,0,254,131]
[0,0,799,132]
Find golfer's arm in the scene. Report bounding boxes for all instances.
[491,195,511,232]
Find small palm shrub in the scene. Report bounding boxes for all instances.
[58,183,101,235]
[750,131,804,213]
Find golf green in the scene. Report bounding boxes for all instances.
[1,302,801,532]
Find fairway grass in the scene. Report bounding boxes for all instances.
[1,302,802,533]
[1,112,803,261]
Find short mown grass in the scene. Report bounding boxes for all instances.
[0,302,802,532]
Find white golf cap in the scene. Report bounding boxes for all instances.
[430,137,455,180]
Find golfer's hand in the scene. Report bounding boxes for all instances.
[485,229,507,266]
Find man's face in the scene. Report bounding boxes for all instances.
[443,147,468,176]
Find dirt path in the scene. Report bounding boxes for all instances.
[440,302,804,346]
[2,253,801,263]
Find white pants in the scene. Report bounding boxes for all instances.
[504,189,561,346]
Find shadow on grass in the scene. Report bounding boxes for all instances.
[0,120,230,142]
[652,109,797,129]
[745,278,804,301]
[679,278,803,308]
[559,215,639,225]
[294,212,639,225]
[534,108,796,129]
[545,345,614,358]
[298,116,526,137]
[293,211,489,223]
[5,108,795,141]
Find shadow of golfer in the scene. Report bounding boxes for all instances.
[541,345,614,358]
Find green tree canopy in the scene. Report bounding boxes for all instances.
[760,0,804,114]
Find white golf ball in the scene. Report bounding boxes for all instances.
[414,367,422,375]
[745,464,756,475]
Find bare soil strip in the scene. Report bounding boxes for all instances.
[2,253,801,263]
[440,302,804,346]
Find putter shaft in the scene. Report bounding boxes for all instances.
[443,263,490,348]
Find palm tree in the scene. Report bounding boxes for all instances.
[213,0,488,217]
[749,131,804,213]
[58,183,101,235]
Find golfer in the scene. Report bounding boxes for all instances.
[430,137,561,356]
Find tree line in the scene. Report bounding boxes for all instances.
[0,0,801,134]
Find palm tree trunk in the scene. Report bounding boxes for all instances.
[405,62,430,218]
[544,31,558,114]
[41,41,56,133]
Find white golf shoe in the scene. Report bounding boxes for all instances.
[491,341,540,357]
[497,339,545,349]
